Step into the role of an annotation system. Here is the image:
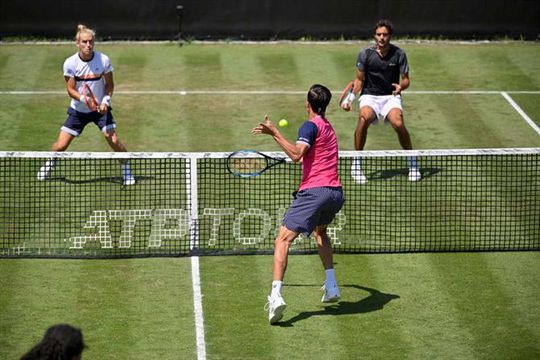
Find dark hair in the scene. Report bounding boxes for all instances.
[307,84,332,117]
[21,324,85,360]
[373,19,394,35]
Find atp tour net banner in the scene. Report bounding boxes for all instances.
[1,149,539,258]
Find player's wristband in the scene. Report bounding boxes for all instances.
[101,95,111,107]
[341,92,356,106]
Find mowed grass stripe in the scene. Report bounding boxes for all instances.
[484,253,540,350]
[428,253,540,359]
[406,95,539,149]
[328,254,410,360]
[0,259,197,360]
[380,254,478,360]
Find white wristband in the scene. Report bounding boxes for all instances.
[101,95,111,107]
[346,92,356,103]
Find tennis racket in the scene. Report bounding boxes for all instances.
[338,80,354,109]
[226,150,286,178]
[82,83,99,112]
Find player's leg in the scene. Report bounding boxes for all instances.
[266,225,298,324]
[102,128,128,152]
[354,105,376,151]
[52,130,76,151]
[313,187,344,303]
[314,225,341,303]
[351,105,376,184]
[102,129,136,186]
[386,108,421,182]
[272,225,300,282]
[37,131,76,180]
[386,108,412,150]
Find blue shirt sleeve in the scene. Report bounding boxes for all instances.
[297,121,318,147]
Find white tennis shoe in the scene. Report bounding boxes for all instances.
[321,284,341,303]
[408,168,421,182]
[121,164,136,186]
[265,294,286,324]
[351,162,368,185]
[37,159,57,181]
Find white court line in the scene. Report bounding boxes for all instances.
[501,92,540,136]
[1,90,540,95]
[191,256,207,360]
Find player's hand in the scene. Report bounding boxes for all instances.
[340,101,351,112]
[98,103,108,114]
[252,115,278,136]
[392,83,402,96]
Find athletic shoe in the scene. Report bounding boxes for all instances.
[121,164,136,186]
[351,162,368,184]
[37,159,56,181]
[265,294,286,324]
[321,284,341,303]
[408,168,421,182]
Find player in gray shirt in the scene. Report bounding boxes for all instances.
[341,19,421,184]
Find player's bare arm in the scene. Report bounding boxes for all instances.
[252,116,308,162]
[100,72,114,114]
[340,70,364,112]
[392,72,410,96]
[64,76,81,102]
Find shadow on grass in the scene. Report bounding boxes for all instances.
[43,175,154,185]
[277,284,400,327]
[367,167,441,182]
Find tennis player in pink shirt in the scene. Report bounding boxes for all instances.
[252,84,344,324]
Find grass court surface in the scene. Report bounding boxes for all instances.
[0,42,539,359]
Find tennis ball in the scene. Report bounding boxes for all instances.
[278,119,288,127]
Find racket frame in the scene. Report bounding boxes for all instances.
[226,150,286,178]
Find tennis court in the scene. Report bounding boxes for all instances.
[1,42,539,359]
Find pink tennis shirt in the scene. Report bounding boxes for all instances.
[296,115,341,191]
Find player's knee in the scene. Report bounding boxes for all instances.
[52,141,68,152]
[358,115,371,129]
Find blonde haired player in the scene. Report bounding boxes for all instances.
[37,24,135,185]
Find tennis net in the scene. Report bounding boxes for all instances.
[1,148,538,258]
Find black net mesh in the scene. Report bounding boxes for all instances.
[1,150,538,258]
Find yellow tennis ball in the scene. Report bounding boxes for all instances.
[278,119,288,127]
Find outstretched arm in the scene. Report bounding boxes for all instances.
[252,116,308,163]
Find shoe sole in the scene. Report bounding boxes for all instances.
[123,179,136,186]
[352,177,368,185]
[269,303,286,324]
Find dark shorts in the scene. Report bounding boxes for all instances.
[61,107,116,137]
[283,186,344,236]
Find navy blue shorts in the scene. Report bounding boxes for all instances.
[61,107,116,137]
[283,186,344,236]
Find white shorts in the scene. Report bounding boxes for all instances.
[359,94,403,125]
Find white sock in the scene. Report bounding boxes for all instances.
[407,156,418,170]
[121,163,132,175]
[325,269,337,288]
[271,280,282,297]
[352,157,362,172]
